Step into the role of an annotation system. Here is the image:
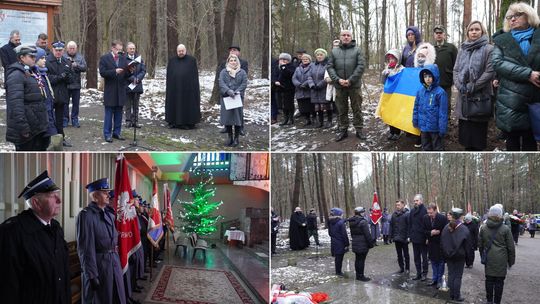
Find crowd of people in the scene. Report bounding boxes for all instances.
[272,2,540,151]
[273,195,531,304]
[0,171,171,304]
[0,30,250,150]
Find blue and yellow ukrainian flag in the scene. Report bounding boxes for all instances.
[376,67,423,135]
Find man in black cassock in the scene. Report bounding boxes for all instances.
[0,171,70,304]
[289,206,310,250]
[165,44,201,129]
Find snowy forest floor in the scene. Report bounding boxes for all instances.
[272,225,539,303]
[0,68,269,151]
[271,69,510,152]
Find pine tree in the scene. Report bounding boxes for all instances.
[180,168,223,236]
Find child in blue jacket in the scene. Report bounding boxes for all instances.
[412,65,448,151]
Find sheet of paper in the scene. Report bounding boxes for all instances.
[128,83,137,90]
[223,94,243,110]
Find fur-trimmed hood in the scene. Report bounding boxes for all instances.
[414,42,437,67]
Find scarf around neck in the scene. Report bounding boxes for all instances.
[226,62,241,78]
[458,35,489,86]
[511,26,534,56]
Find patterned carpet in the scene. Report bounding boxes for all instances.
[146,265,254,304]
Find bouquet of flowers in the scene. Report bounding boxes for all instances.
[271,284,330,304]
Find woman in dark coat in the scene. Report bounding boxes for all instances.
[492,2,540,151]
[34,47,59,147]
[292,54,315,126]
[276,53,296,126]
[423,203,448,287]
[479,205,515,304]
[441,208,472,302]
[289,207,309,250]
[454,21,495,151]
[219,54,248,147]
[348,207,373,281]
[463,213,479,267]
[308,48,329,128]
[328,207,349,276]
[402,26,422,67]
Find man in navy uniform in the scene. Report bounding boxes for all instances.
[0,170,70,304]
[77,178,126,304]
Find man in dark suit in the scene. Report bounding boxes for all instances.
[99,40,131,142]
[423,203,448,288]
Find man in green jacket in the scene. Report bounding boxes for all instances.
[433,25,458,114]
[327,29,366,142]
[479,204,515,304]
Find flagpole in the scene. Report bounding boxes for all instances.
[150,244,154,282]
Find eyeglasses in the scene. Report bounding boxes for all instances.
[506,12,525,20]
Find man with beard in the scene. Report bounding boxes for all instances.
[289,206,309,250]
[0,171,70,304]
[165,44,201,129]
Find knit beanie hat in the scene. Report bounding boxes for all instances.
[35,47,47,62]
[278,53,292,62]
[301,54,312,62]
[488,205,503,218]
[314,48,327,57]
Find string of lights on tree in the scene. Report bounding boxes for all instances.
[179,166,223,236]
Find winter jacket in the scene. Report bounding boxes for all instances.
[492,28,540,132]
[434,41,458,88]
[412,65,448,135]
[381,212,391,235]
[423,213,448,262]
[478,217,515,277]
[306,213,318,230]
[328,216,349,255]
[453,35,495,121]
[402,26,422,67]
[46,53,74,104]
[292,63,313,99]
[414,42,436,67]
[63,52,87,90]
[5,62,49,145]
[0,41,18,81]
[390,209,410,243]
[276,63,295,92]
[409,203,428,244]
[308,59,329,103]
[441,222,471,261]
[327,40,365,88]
[348,215,373,254]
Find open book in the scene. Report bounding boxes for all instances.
[127,55,142,67]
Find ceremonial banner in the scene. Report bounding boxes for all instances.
[147,175,164,247]
[163,183,175,232]
[370,192,382,225]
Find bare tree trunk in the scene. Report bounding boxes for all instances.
[396,153,401,199]
[292,154,303,212]
[146,0,158,78]
[317,154,329,227]
[462,0,472,41]
[380,0,387,68]
[84,0,98,88]
[167,0,179,59]
[210,0,239,104]
[440,0,447,29]
[409,0,416,26]
[262,0,269,78]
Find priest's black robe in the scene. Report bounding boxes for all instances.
[165,54,201,126]
[289,212,310,250]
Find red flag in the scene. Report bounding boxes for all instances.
[370,192,382,224]
[467,201,472,214]
[163,183,175,232]
[113,154,141,273]
[147,175,164,247]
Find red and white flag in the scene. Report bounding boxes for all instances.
[370,192,382,225]
[113,154,141,273]
[147,174,164,247]
[163,183,175,232]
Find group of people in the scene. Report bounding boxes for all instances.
[279,194,520,304]
[272,2,540,151]
[0,29,251,150]
[0,171,170,304]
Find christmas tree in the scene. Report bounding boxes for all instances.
[180,168,223,236]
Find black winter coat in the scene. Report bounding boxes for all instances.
[409,204,428,244]
[289,212,309,250]
[99,52,130,107]
[306,213,318,230]
[348,215,373,254]
[125,53,146,94]
[46,53,75,104]
[277,63,296,92]
[0,209,70,304]
[0,41,18,81]
[390,209,410,243]
[441,222,472,261]
[328,216,349,255]
[5,62,49,145]
[423,213,448,262]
